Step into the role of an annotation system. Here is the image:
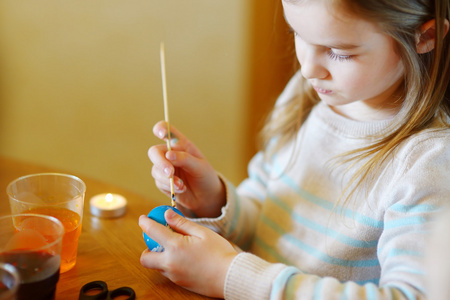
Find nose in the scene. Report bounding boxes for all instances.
[301,61,328,79]
[296,46,328,80]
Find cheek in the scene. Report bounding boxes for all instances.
[333,67,372,96]
[368,58,405,92]
[336,57,404,98]
[370,49,405,84]
[294,39,303,64]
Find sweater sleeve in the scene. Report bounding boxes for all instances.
[223,133,450,300]
[225,252,415,300]
[189,152,269,250]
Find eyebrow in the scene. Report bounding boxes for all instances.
[285,20,361,50]
[324,42,360,50]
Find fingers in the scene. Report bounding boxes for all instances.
[153,121,204,158]
[164,149,208,178]
[148,145,173,196]
[139,215,172,245]
[140,248,163,270]
[164,209,204,237]
[148,133,208,182]
[139,214,171,270]
[149,146,186,195]
[139,212,203,251]
[153,121,184,149]
[149,122,192,179]
[139,212,197,269]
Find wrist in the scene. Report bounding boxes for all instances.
[186,175,227,219]
[200,174,226,218]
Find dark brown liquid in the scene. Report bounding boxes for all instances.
[0,251,60,300]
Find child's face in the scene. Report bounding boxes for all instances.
[282,0,405,120]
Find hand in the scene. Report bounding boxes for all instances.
[148,121,226,218]
[139,209,238,298]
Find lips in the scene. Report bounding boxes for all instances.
[313,86,333,94]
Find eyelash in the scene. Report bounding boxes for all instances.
[327,51,353,62]
[290,29,354,62]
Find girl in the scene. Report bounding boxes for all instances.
[141,0,450,299]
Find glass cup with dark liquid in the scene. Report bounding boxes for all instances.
[0,214,64,300]
[7,173,85,273]
[0,263,20,300]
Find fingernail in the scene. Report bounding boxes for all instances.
[158,130,165,139]
[138,215,146,226]
[165,209,176,220]
[166,152,176,161]
[175,178,184,191]
[164,167,171,176]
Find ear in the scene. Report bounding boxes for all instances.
[416,19,449,54]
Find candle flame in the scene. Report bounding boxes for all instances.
[106,193,114,203]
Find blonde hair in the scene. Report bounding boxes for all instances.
[261,0,450,205]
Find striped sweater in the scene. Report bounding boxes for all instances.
[193,73,450,299]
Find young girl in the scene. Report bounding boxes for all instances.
[140,0,450,299]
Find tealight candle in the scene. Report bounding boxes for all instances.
[90,193,127,218]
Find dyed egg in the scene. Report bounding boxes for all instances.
[143,205,184,252]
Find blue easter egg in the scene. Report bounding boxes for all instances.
[143,205,184,252]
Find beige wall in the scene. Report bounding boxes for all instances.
[0,0,251,205]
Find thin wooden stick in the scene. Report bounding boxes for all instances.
[160,42,176,207]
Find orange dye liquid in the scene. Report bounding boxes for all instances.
[26,207,82,273]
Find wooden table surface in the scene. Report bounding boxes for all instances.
[0,156,215,300]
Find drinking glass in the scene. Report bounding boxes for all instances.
[0,214,64,300]
[7,173,86,273]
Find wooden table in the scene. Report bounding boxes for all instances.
[0,156,215,299]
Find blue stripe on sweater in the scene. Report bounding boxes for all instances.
[386,248,422,258]
[313,279,325,300]
[385,285,417,300]
[269,193,379,249]
[355,278,380,285]
[384,216,427,229]
[364,283,378,300]
[261,215,380,268]
[389,203,438,213]
[228,187,241,237]
[270,266,300,300]
[254,237,294,265]
[385,266,425,276]
[277,172,384,229]
[239,179,266,201]
[248,168,266,188]
[340,284,352,300]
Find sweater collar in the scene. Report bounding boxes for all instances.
[313,101,395,139]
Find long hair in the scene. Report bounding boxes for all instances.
[260,0,450,205]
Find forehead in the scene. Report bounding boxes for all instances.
[282,0,381,47]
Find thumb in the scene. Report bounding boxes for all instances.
[165,209,204,237]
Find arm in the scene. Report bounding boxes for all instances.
[141,139,271,297]
[188,151,271,250]
[149,121,270,247]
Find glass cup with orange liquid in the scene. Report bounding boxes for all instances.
[7,173,86,273]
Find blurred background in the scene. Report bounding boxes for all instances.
[0,0,295,205]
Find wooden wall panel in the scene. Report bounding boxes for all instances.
[246,0,298,161]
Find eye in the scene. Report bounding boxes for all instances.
[327,50,353,62]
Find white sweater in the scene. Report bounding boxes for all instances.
[193,73,450,299]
